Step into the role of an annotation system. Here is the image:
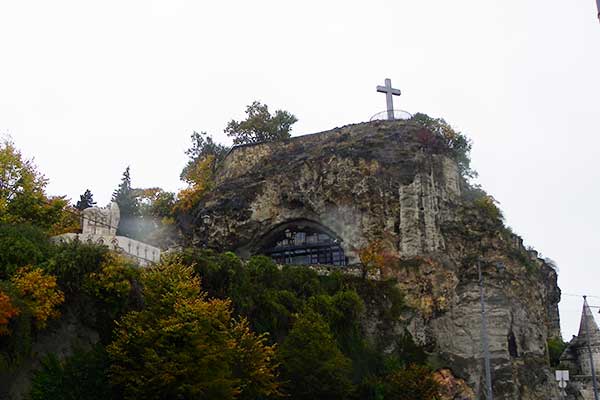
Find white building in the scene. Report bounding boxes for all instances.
[54,202,161,266]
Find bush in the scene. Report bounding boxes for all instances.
[411,113,476,179]
[472,195,503,223]
[548,337,567,367]
[380,364,440,400]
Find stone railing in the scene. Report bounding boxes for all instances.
[53,233,161,266]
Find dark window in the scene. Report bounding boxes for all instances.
[263,226,346,266]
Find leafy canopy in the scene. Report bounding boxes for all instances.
[225,101,297,145]
[0,139,71,231]
[107,261,280,400]
[10,267,64,329]
[175,102,297,214]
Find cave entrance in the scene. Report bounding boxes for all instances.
[260,221,347,266]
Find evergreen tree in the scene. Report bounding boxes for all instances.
[112,167,139,238]
[75,189,96,211]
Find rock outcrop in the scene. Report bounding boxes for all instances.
[181,120,562,399]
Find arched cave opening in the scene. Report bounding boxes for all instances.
[259,220,347,266]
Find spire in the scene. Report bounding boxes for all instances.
[577,298,600,344]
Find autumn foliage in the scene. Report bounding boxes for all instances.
[176,155,217,212]
[0,290,20,335]
[356,240,396,279]
[11,267,64,329]
[107,262,281,400]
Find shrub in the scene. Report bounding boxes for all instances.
[379,364,440,400]
[411,113,476,179]
[473,195,503,223]
[548,337,568,367]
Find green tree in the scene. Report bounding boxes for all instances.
[0,224,52,278]
[43,241,108,295]
[112,167,140,238]
[134,187,177,246]
[107,261,280,400]
[225,101,297,145]
[176,131,228,213]
[279,310,355,400]
[0,139,69,230]
[75,189,96,211]
[180,131,229,183]
[136,188,175,220]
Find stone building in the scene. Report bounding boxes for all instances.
[181,119,563,399]
[54,202,161,265]
[560,301,600,399]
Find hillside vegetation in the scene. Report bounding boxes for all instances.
[0,229,441,399]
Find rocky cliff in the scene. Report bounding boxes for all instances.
[181,119,562,399]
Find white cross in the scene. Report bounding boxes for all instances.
[376,78,401,120]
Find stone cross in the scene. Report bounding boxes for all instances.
[376,78,401,120]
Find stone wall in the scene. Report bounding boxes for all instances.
[54,233,161,266]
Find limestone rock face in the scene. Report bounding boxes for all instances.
[181,120,562,399]
[182,121,461,259]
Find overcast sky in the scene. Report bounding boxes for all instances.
[1,0,598,339]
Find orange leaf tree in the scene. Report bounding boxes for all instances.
[175,154,217,213]
[11,267,64,329]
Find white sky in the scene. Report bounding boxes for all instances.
[1,0,598,340]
